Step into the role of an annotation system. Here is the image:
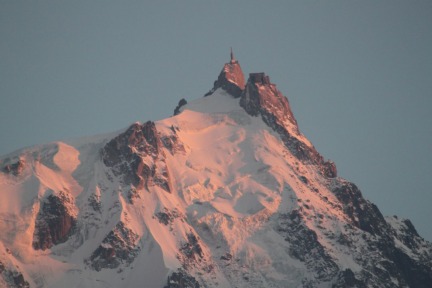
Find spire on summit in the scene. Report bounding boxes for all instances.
[230,47,237,64]
[204,48,245,98]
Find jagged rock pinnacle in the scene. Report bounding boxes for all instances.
[173,98,187,116]
[240,72,337,177]
[205,49,245,98]
[241,72,298,132]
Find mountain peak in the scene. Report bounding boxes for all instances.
[241,72,298,132]
[1,52,432,288]
[239,71,337,178]
[205,49,245,98]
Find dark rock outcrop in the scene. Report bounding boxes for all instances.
[155,208,183,226]
[88,193,102,212]
[277,210,339,282]
[165,269,201,288]
[102,121,171,192]
[160,129,185,156]
[240,72,336,177]
[180,233,204,262]
[88,222,140,271]
[277,186,432,287]
[383,246,432,288]
[325,179,432,287]
[331,180,388,236]
[32,191,76,250]
[322,161,337,178]
[240,72,298,129]
[173,98,187,116]
[332,269,366,288]
[176,232,214,275]
[391,217,421,250]
[383,216,432,287]
[0,261,30,288]
[2,159,25,176]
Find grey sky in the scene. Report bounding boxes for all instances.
[1,1,431,240]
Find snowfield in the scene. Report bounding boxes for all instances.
[1,59,431,288]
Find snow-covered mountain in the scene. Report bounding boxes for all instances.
[1,53,431,288]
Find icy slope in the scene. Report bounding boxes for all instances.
[1,55,431,288]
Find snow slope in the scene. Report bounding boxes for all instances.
[0,56,431,288]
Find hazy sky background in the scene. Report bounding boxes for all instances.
[1,1,431,240]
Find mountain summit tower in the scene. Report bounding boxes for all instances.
[205,49,245,98]
[230,47,237,64]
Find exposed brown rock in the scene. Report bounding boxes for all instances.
[179,233,204,267]
[102,121,172,192]
[32,191,76,250]
[240,73,337,177]
[88,221,140,271]
[322,160,337,178]
[249,72,270,85]
[205,51,245,98]
[241,72,298,132]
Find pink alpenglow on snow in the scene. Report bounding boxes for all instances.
[0,53,431,288]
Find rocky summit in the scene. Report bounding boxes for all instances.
[0,52,431,288]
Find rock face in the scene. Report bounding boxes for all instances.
[165,270,201,288]
[32,191,77,250]
[173,98,187,116]
[0,261,30,288]
[240,72,298,130]
[277,210,339,283]
[1,159,25,176]
[240,72,337,178]
[102,121,172,192]
[330,180,388,236]
[205,51,245,98]
[88,221,140,271]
